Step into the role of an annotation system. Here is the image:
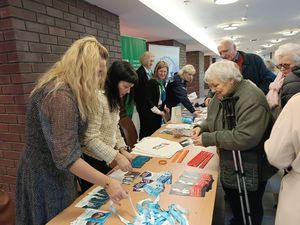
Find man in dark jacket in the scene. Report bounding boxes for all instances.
[134,51,155,139]
[204,39,276,106]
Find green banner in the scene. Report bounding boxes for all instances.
[121,36,146,70]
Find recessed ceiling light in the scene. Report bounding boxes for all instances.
[263,44,274,48]
[250,38,257,42]
[221,23,240,30]
[270,38,283,43]
[281,30,298,36]
[214,0,239,5]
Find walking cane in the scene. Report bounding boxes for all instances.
[221,97,252,225]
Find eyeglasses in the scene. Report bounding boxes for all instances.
[275,64,291,71]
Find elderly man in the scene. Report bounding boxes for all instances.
[204,39,275,106]
[134,51,155,139]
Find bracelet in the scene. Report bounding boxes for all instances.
[104,176,111,189]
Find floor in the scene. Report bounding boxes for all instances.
[212,170,283,225]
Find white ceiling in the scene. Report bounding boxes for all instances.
[86,0,300,57]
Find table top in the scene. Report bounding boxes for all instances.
[47,127,219,225]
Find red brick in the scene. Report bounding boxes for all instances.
[37,13,55,26]
[0,6,36,22]
[63,12,77,23]
[55,18,70,29]
[0,64,19,74]
[42,53,59,62]
[19,63,33,73]
[49,26,65,37]
[65,30,79,39]
[1,85,24,94]
[57,37,72,46]
[0,76,11,84]
[8,52,42,63]
[0,123,9,132]
[0,105,5,113]
[70,23,85,32]
[11,74,40,84]
[0,18,25,30]
[0,95,14,104]
[69,5,83,17]
[11,142,24,151]
[51,45,67,54]
[0,54,7,64]
[23,0,46,14]
[84,11,96,21]
[0,159,15,168]
[17,114,25,124]
[0,166,6,175]
[9,184,16,196]
[78,17,90,26]
[5,105,27,114]
[7,167,17,177]
[36,0,52,7]
[85,27,97,36]
[22,83,35,94]
[0,175,17,184]
[20,134,25,142]
[40,34,57,44]
[25,21,49,34]
[1,0,22,7]
[53,0,68,12]
[0,114,17,123]
[0,141,11,150]
[29,42,51,53]
[4,30,39,42]
[46,6,63,18]
[0,133,20,142]
[3,151,21,160]
[0,31,4,41]
[14,95,29,104]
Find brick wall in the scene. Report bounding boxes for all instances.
[0,0,121,198]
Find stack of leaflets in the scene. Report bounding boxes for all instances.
[132,137,182,158]
[75,186,109,209]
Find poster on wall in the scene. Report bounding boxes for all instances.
[148,44,180,81]
[121,36,147,70]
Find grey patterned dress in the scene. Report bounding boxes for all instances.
[16,82,86,225]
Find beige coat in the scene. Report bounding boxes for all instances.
[265,93,300,225]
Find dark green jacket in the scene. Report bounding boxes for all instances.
[197,80,277,190]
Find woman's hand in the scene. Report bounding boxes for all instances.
[192,134,203,146]
[120,148,136,162]
[105,177,128,205]
[191,126,201,138]
[164,106,170,113]
[115,153,132,172]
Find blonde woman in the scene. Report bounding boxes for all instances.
[140,60,169,138]
[16,37,127,225]
[165,64,201,117]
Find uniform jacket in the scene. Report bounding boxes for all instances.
[165,73,195,113]
[198,80,276,189]
[265,93,300,225]
[280,65,300,108]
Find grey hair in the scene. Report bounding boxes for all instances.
[274,43,300,65]
[139,51,154,65]
[218,38,236,49]
[178,64,196,76]
[204,60,242,83]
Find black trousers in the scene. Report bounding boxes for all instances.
[78,153,112,193]
[222,181,267,225]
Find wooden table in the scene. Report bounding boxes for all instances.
[47,126,219,225]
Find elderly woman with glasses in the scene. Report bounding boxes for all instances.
[266,43,300,115]
[192,60,277,225]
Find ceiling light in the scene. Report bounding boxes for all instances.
[270,38,283,43]
[221,23,240,30]
[281,30,298,36]
[263,44,274,48]
[214,0,239,5]
[256,50,262,54]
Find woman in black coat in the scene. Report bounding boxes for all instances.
[140,61,169,138]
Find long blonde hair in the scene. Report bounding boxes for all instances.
[31,36,108,121]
